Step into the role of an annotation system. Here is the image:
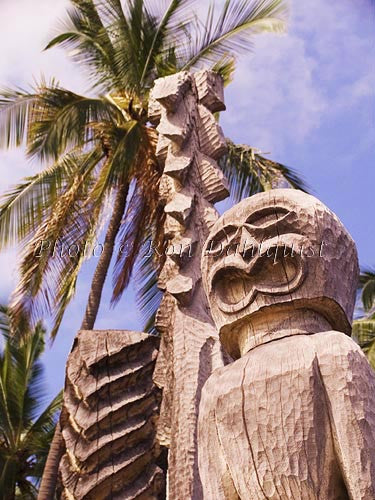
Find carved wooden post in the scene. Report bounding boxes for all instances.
[59,330,164,499]
[198,189,375,499]
[149,71,230,498]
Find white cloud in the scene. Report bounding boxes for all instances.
[223,31,327,153]
[0,149,36,191]
[0,0,90,189]
[0,249,18,301]
[0,0,85,91]
[221,0,375,156]
[0,0,89,300]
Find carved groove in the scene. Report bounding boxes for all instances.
[149,70,230,498]
[59,330,164,500]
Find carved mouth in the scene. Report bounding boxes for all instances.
[212,250,304,314]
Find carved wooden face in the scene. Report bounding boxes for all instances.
[201,189,359,351]
[207,204,307,315]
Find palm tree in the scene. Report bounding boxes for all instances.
[0,0,304,338]
[353,268,375,369]
[0,306,62,499]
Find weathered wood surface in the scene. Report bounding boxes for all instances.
[198,190,375,499]
[59,330,165,499]
[201,189,358,359]
[149,70,229,499]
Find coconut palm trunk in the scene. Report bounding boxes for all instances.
[37,424,64,500]
[80,182,129,330]
[38,182,129,499]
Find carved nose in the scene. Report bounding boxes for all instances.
[238,227,259,262]
[212,248,305,314]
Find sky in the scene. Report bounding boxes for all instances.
[0,0,374,399]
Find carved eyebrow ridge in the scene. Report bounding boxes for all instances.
[205,224,239,250]
[246,206,290,227]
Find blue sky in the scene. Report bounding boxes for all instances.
[0,0,374,399]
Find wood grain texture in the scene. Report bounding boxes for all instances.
[149,71,230,499]
[199,331,375,500]
[201,189,359,359]
[198,190,375,499]
[59,330,165,500]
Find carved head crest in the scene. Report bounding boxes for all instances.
[201,189,359,356]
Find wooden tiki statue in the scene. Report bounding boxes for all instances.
[59,330,165,499]
[198,189,375,499]
[150,70,229,498]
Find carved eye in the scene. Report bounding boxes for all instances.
[251,252,299,293]
[205,225,238,257]
[246,206,290,227]
[213,267,254,305]
[212,250,303,312]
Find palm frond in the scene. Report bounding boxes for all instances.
[140,0,193,86]
[27,84,116,161]
[112,0,163,92]
[353,269,375,369]
[90,119,140,202]
[0,346,15,449]
[0,149,103,249]
[9,148,103,332]
[0,87,38,149]
[212,56,236,86]
[121,0,147,84]
[111,183,148,305]
[0,305,10,337]
[0,321,45,445]
[111,126,162,305]
[0,81,117,161]
[180,0,287,71]
[49,202,102,340]
[24,390,62,446]
[133,204,165,332]
[353,317,375,344]
[359,269,375,312]
[352,313,375,370]
[46,1,120,90]
[12,323,46,421]
[219,140,308,202]
[99,0,128,22]
[144,0,195,20]
[98,0,143,92]
[136,253,162,333]
[0,312,62,495]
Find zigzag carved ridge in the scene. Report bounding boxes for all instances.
[59,330,164,500]
[149,70,229,498]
